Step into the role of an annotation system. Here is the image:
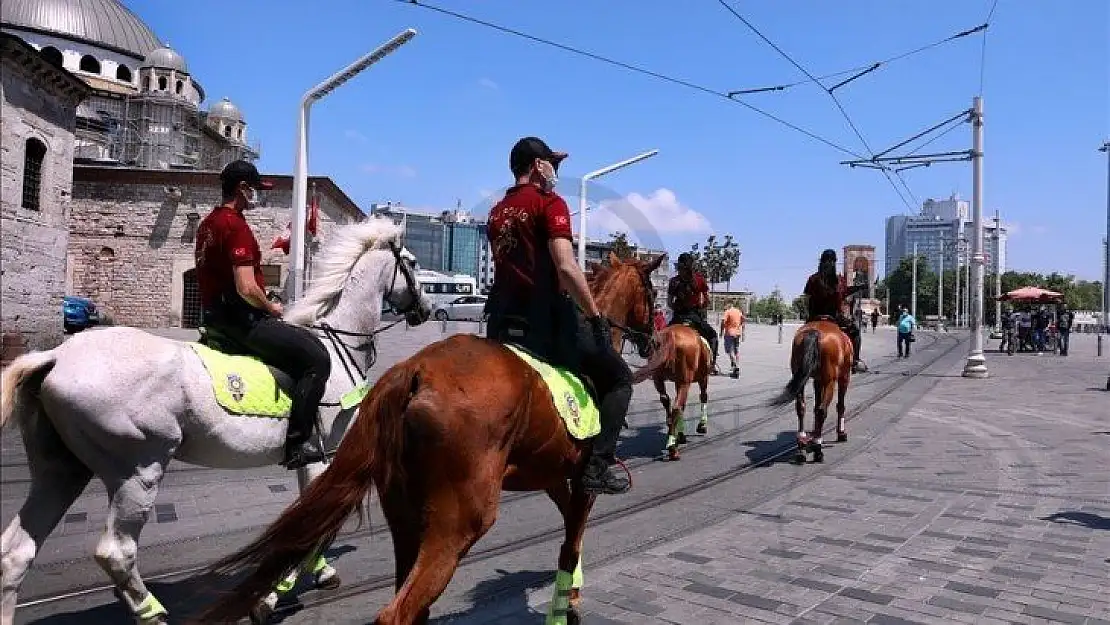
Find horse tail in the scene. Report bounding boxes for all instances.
[0,350,57,430]
[632,329,677,384]
[769,329,820,407]
[198,360,418,624]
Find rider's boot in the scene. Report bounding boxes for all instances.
[848,326,867,373]
[709,337,722,375]
[281,410,326,470]
[580,454,630,494]
[580,384,631,495]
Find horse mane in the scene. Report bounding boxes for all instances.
[284,216,404,325]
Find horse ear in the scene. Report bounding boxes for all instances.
[646,253,665,273]
[608,251,621,266]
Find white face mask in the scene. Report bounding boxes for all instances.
[535,160,557,192]
[242,186,260,208]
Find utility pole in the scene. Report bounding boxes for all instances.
[911,242,918,319]
[993,209,1002,330]
[963,96,988,378]
[1100,141,1110,331]
[938,238,944,324]
[954,238,961,328]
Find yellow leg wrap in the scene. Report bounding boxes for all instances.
[310,554,328,575]
[676,412,686,434]
[545,569,574,625]
[664,434,676,449]
[572,556,583,589]
[699,403,708,425]
[135,593,167,621]
[274,568,299,594]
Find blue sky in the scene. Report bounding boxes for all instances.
[129,0,1108,297]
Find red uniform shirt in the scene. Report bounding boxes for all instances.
[668,272,708,311]
[194,205,266,309]
[486,184,574,300]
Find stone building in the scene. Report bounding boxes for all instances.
[1,33,91,351]
[68,167,364,328]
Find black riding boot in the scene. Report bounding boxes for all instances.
[581,384,632,495]
[283,386,327,470]
[847,325,866,373]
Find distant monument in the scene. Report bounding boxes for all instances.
[843,245,881,315]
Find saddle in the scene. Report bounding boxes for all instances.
[490,315,601,405]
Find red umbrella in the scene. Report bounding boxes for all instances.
[997,286,1063,302]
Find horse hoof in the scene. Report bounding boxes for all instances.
[792,452,806,465]
[315,568,341,590]
[676,432,688,445]
[812,451,824,463]
[249,604,272,625]
[138,618,168,625]
[567,606,582,625]
[836,432,848,443]
[696,422,707,435]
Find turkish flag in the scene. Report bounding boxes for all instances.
[271,192,318,254]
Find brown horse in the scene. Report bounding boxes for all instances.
[196,253,664,625]
[630,323,711,460]
[768,319,852,464]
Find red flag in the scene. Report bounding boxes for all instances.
[271,223,291,254]
[270,192,318,254]
[307,191,319,237]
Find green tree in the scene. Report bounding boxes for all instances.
[607,231,634,261]
[688,234,741,290]
[884,255,937,322]
[751,288,789,320]
[791,294,807,319]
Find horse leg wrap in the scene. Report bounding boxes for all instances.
[134,593,167,623]
[665,433,677,450]
[572,556,583,589]
[699,403,709,426]
[675,411,686,435]
[545,569,575,625]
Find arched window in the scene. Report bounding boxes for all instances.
[116,65,132,82]
[39,46,63,67]
[157,76,167,91]
[21,138,48,211]
[78,55,100,74]
[175,80,183,94]
[236,127,243,139]
[223,125,231,138]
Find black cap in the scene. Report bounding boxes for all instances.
[820,249,837,262]
[510,136,568,176]
[220,159,273,190]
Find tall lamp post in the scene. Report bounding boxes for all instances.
[577,149,660,269]
[963,96,988,378]
[287,28,418,302]
[1100,141,1110,330]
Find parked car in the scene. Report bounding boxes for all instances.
[434,295,488,321]
[62,296,99,334]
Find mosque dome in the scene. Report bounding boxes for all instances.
[208,97,243,122]
[0,0,162,60]
[142,45,188,72]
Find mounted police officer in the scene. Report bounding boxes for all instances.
[483,136,632,495]
[195,160,329,470]
[667,252,721,375]
[801,249,867,373]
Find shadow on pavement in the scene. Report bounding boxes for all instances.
[1042,511,1110,531]
[432,568,552,623]
[743,430,799,468]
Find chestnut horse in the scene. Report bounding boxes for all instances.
[196,253,664,625]
[630,324,711,460]
[768,319,852,464]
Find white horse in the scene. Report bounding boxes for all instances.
[0,216,432,625]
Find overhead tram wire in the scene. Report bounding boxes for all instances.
[978,0,1000,96]
[715,0,918,211]
[397,0,866,160]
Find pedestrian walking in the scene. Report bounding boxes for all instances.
[897,306,916,358]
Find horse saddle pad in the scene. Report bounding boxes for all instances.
[188,343,293,417]
[503,344,601,440]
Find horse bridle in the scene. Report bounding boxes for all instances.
[311,241,424,396]
[609,269,657,351]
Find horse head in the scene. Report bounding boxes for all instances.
[597,252,665,358]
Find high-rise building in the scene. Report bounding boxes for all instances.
[885,194,1008,277]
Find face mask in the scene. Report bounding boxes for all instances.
[242,186,260,208]
[535,160,557,192]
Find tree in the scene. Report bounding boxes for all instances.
[884,255,937,322]
[751,288,789,320]
[607,231,634,261]
[791,294,807,319]
[687,234,741,290]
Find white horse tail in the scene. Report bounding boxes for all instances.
[0,350,57,430]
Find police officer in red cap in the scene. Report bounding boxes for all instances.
[484,137,632,495]
[194,159,330,469]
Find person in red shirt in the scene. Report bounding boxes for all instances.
[801,249,867,373]
[666,253,720,374]
[194,160,330,469]
[652,305,667,333]
[484,136,632,495]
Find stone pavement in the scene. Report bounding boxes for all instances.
[467,335,1110,625]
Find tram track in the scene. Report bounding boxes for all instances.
[13,332,956,618]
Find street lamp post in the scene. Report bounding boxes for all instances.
[287,28,417,302]
[1100,141,1110,330]
[577,149,660,269]
[963,96,988,378]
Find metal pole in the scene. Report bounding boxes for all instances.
[954,242,960,328]
[1100,141,1110,330]
[288,28,417,302]
[964,96,988,378]
[911,242,917,319]
[993,209,1002,330]
[577,149,660,269]
[938,239,944,324]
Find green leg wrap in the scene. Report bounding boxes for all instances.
[676,411,686,434]
[699,403,709,426]
[310,554,328,575]
[664,433,676,449]
[545,569,574,625]
[572,556,583,589]
[135,593,167,621]
[274,567,299,594]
